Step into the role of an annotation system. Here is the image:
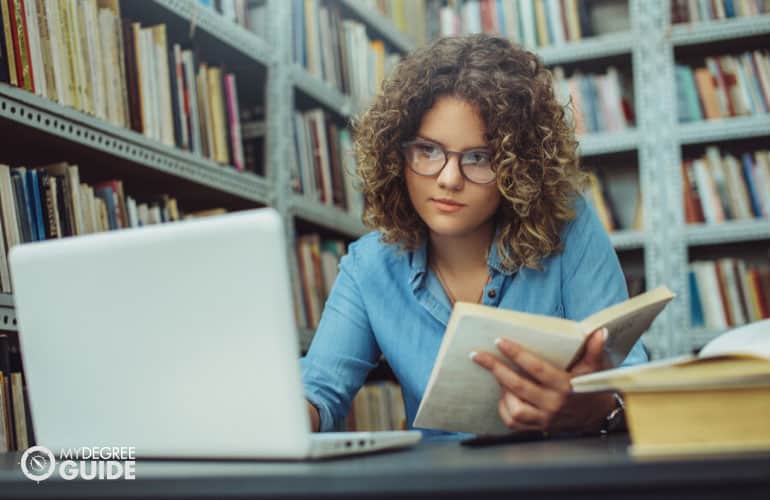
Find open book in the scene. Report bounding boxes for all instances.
[413,286,674,435]
[572,319,770,393]
[571,320,770,456]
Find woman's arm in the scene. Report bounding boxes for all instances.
[307,400,320,432]
[472,198,640,432]
[301,238,382,432]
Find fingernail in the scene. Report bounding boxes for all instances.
[602,327,608,340]
[469,351,478,360]
[494,337,503,346]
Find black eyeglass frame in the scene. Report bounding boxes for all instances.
[400,139,497,185]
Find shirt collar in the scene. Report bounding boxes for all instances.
[408,225,514,290]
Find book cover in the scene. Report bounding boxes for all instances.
[414,286,674,435]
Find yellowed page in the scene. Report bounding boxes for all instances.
[413,304,583,435]
[580,286,675,366]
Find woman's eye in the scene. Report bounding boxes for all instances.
[416,144,441,157]
[464,152,490,164]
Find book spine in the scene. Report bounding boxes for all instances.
[1,0,18,86]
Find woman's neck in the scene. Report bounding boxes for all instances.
[428,220,496,276]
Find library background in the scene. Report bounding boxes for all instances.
[0,0,769,449]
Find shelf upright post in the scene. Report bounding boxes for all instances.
[266,0,304,348]
[631,0,689,358]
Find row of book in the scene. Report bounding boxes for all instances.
[689,258,770,329]
[0,334,32,452]
[196,0,268,40]
[671,0,770,24]
[584,171,643,233]
[291,108,363,214]
[682,147,770,224]
[344,380,406,432]
[294,233,347,330]
[292,0,401,107]
[0,162,226,293]
[552,66,635,135]
[675,51,770,122]
[365,0,628,49]
[428,0,621,48]
[0,0,248,171]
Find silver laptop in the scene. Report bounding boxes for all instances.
[9,207,420,459]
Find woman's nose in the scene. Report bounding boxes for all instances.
[437,153,464,191]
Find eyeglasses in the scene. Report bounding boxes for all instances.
[400,139,496,184]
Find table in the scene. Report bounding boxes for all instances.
[1,434,769,499]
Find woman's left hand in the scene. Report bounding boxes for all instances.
[471,328,616,433]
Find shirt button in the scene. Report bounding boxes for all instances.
[487,290,496,298]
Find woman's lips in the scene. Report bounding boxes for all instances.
[431,199,465,213]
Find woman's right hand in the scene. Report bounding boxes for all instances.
[307,400,320,432]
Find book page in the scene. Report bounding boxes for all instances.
[413,309,584,435]
[580,286,675,366]
[699,319,770,360]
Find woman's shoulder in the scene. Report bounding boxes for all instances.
[560,194,607,244]
[346,231,410,272]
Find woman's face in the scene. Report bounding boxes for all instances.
[405,95,502,239]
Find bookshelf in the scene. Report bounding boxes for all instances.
[669,13,770,47]
[538,30,634,65]
[0,0,768,364]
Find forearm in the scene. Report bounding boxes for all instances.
[307,400,320,432]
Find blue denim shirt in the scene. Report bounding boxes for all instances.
[301,197,648,435]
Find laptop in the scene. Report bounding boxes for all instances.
[9,207,421,459]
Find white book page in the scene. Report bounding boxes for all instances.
[699,319,770,360]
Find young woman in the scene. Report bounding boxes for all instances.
[300,34,647,437]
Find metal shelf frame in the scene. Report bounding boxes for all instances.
[291,65,355,118]
[686,220,770,247]
[289,195,367,240]
[610,230,646,251]
[154,0,275,66]
[670,13,770,47]
[578,129,639,156]
[678,115,770,145]
[0,84,271,204]
[538,31,634,66]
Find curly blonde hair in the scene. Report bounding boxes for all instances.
[352,34,587,272]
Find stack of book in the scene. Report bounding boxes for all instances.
[0,334,32,452]
[552,66,635,135]
[294,233,347,330]
[675,51,770,122]
[689,258,770,329]
[572,320,770,456]
[292,0,401,107]
[291,108,363,213]
[682,146,770,225]
[0,0,247,171]
[671,0,770,24]
[345,380,406,432]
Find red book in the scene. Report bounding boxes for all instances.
[16,0,32,93]
[682,161,705,224]
[714,262,734,326]
[6,0,22,87]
